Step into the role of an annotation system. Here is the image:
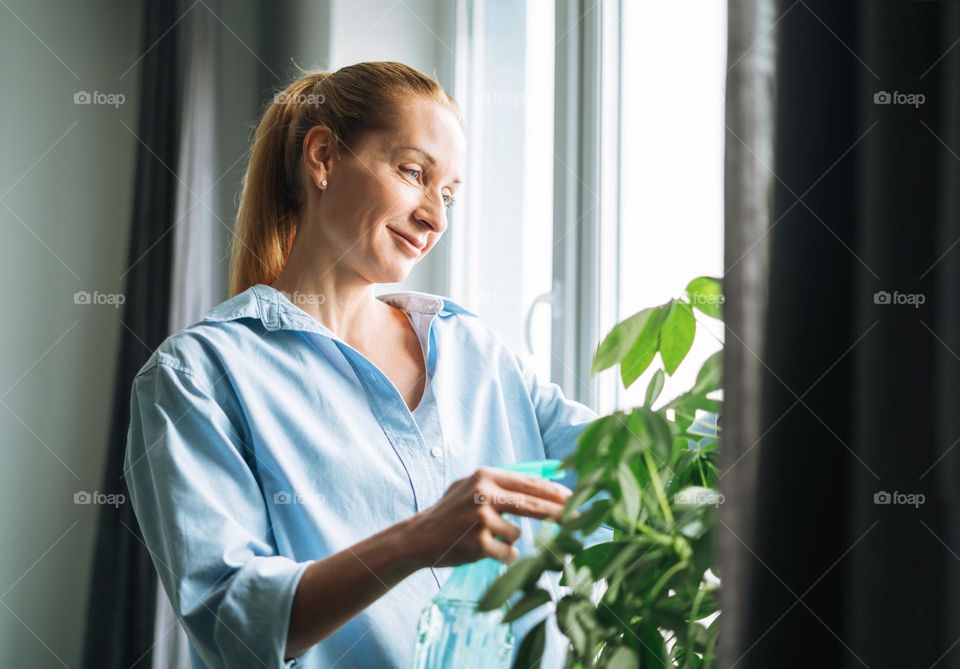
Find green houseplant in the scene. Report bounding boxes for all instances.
[479,277,724,668]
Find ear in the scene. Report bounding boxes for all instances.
[302,125,337,191]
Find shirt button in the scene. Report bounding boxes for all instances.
[430,446,442,458]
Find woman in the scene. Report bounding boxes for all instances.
[125,62,602,668]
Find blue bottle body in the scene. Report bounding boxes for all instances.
[412,557,514,669]
[412,460,565,669]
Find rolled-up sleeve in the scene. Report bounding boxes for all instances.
[512,351,597,464]
[124,358,311,668]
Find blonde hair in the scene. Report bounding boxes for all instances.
[229,62,462,296]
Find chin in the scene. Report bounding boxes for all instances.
[370,260,415,284]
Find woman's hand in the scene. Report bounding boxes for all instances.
[404,466,573,568]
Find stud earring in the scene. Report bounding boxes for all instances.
[321,179,327,188]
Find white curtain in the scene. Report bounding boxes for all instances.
[152,0,223,666]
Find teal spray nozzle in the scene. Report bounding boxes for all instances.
[499,459,566,480]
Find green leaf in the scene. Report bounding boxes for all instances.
[574,415,620,453]
[591,307,654,374]
[606,645,640,669]
[573,540,618,576]
[560,562,593,590]
[620,303,670,387]
[658,301,696,375]
[556,597,589,656]
[690,351,723,397]
[691,530,718,576]
[599,542,644,581]
[616,462,641,524]
[477,556,544,611]
[634,408,675,462]
[562,498,611,534]
[685,276,724,319]
[513,619,546,669]
[503,587,552,623]
[553,534,584,554]
[562,484,600,522]
[644,368,666,407]
[637,624,669,668]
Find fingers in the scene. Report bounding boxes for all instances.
[479,528,519,564]
[485,468,572,505]
[468,468,570,522]
[484,510,522,544]
[489,491,566,521]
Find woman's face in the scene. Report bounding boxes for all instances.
[303,96,466,285]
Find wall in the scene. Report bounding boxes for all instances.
[0,0,452,665]
[0,1,142,665]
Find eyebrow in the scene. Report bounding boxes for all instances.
[396,146,462,185]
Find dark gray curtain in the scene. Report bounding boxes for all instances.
[722,0,960,667]
[82,1,180,666]
[719,0,777,664]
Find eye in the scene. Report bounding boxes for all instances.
[442,193,456,208]
[403,167,422,181]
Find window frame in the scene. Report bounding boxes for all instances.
[551,0,623,410]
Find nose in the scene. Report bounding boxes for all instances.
[414,188,448,235]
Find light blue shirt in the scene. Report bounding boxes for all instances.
[124,284,607,669]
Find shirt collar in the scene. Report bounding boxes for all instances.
[202,284,476,335]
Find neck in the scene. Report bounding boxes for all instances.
[270,241,388,342]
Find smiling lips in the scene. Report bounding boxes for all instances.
[388,227,426,254]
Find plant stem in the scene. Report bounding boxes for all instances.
[682,584,708,669]
[642,448,674,525]
[638,523,674,546]
[696,457,708,487]
[646,560,688,606]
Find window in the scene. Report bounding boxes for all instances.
[600,0,728,413]
[451,0,726,413]
[450,0,556,382]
